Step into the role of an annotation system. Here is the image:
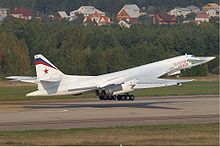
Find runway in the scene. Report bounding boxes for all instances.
[0,95,219,131]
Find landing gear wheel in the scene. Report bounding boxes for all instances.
[99,96,104,100]
[125,95,130,101]
[117,95,122,101]
[129,95,135,101]
[112,96,117,100]
[104,96,109,100]
[121,95,127,101]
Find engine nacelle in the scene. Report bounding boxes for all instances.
[113,83,134,95]
[95,83,134,97]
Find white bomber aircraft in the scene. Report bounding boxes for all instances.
[7,54,215,101]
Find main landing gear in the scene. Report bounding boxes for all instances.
[99,95,135,101]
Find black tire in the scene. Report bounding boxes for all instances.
[99,96,104,100]
[117,95,122,101]
[126,95,131,101]
[103,96,108,100]
[121,95,126,101]
[112,96,117,100]
[130,95,135,101]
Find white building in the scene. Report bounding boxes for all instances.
[0,8,8,21]
[0,8,8,17]
[58,11,69,18]
[118,20,131,28]
[205,8,220,17]
[169,7,191,17]
[187,5,201,14]
[70,6,105,17]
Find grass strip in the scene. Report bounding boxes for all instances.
[0,123,219,146]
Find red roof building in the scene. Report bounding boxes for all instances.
[195,13,210,25]
[99,16,111,25]
[11,7,32,20]
[153,13,176,24]
[116,4,140,24]
[84,11,111,26]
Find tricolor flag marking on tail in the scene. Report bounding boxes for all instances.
[34,58,57,70]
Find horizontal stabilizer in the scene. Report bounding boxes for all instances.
[6,75,62,83]
[6,76,37,83]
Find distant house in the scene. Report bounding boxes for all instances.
[118,20,131,28]
[58,11,69,19]
[205,8,220,17]
[169,7,191,17]
[153,13,176,24]
[0,8,8,17]
[0,16,5,22]
[195,13,210,25]
[187,5,201,14]
[55,11,77,21]
[70,6,105,17]
[202,3,220,11]
[11,7,32,20]
[99,16,111,25]
[0,8,8,22]
[84,11,111,26]
[116,4,140,24]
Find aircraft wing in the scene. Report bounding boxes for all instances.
[6,76,37,83]
[134,78,194,89]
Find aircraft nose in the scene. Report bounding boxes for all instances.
[199,57,216,62]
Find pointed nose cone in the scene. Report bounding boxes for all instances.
[199,57,216,63]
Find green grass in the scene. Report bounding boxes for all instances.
[0,81,219,101]
[0,86,95,101]
[0,123,218,145]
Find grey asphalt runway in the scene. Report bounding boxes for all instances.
[0,95,219,131]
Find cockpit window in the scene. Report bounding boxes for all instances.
[191,55,196,57]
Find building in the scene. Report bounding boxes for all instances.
[11,7,32,20]
[169,7,191,17]
[0,8,8,17]
[187,5,201,14]
[0,16,5,22]
[83,12,111,26]
[202,3,220,11]
[205,8,220,17]
[70,6,105,17]
[58,11,69,19]
[153,13,176,24]
[0,8,8,22]
[118,20,131,28]
[195,13,210,25]
[116,4,140,24]
[99,16,111,25]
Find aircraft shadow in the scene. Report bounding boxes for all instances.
[25,100,191,110]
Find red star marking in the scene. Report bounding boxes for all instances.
[44,68,49,74]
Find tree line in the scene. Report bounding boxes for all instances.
[0,17,219,77]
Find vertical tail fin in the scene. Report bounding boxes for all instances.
[34,54,63,79]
